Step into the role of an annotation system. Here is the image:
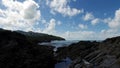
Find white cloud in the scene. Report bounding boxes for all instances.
[78,24,87,29]
[57,9,120,40]
[99,29,120,39]
[107,9,120,29]
[0,0,119,40]
[60,30,95,40]
[41,18,64,36]
[103,17,112,23]
[43,18,56,34]
[95,8,120,40]
[91,18,100,25]
[83,12,101,25]
[41,19,47,24]
[46,0,50,5]
[83,13,94,21]
[57,21,62,25]
[45,9,120,40]
[47,0,83,17]
[58,29,120,40]
[0,0,40,31]
[21,0,40,20]
[73,0,77,2]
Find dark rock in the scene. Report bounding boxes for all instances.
[69,36,120,68]
[16,30,65,44]
[56,41,99,60]
[55,36,120,68]
[0,29,56,68]
[103,36,120,44]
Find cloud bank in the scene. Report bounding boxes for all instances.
[0,0,40,31]
[0,0,120,40]
[47,0,83,17]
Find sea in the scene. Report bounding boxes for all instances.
[39,40,102,68]
[39,40,79,48]
[39,40,79,68]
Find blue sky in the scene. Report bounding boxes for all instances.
[0,0,120,40]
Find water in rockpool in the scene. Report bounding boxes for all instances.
[39,40,76,68]
[55,57,72,68]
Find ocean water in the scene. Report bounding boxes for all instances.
[39,40,79,68]
[39,40,102,68]
[39,40,79,47]
[39,40,79,51]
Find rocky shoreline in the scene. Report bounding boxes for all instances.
[56,37,120,68]
[0,29,57,68]
[0,29,120,68]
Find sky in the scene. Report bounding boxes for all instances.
[0,0,120,40]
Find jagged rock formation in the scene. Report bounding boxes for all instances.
[0,29,56,68]
[55,41,99,60]
[56,37,120,68]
